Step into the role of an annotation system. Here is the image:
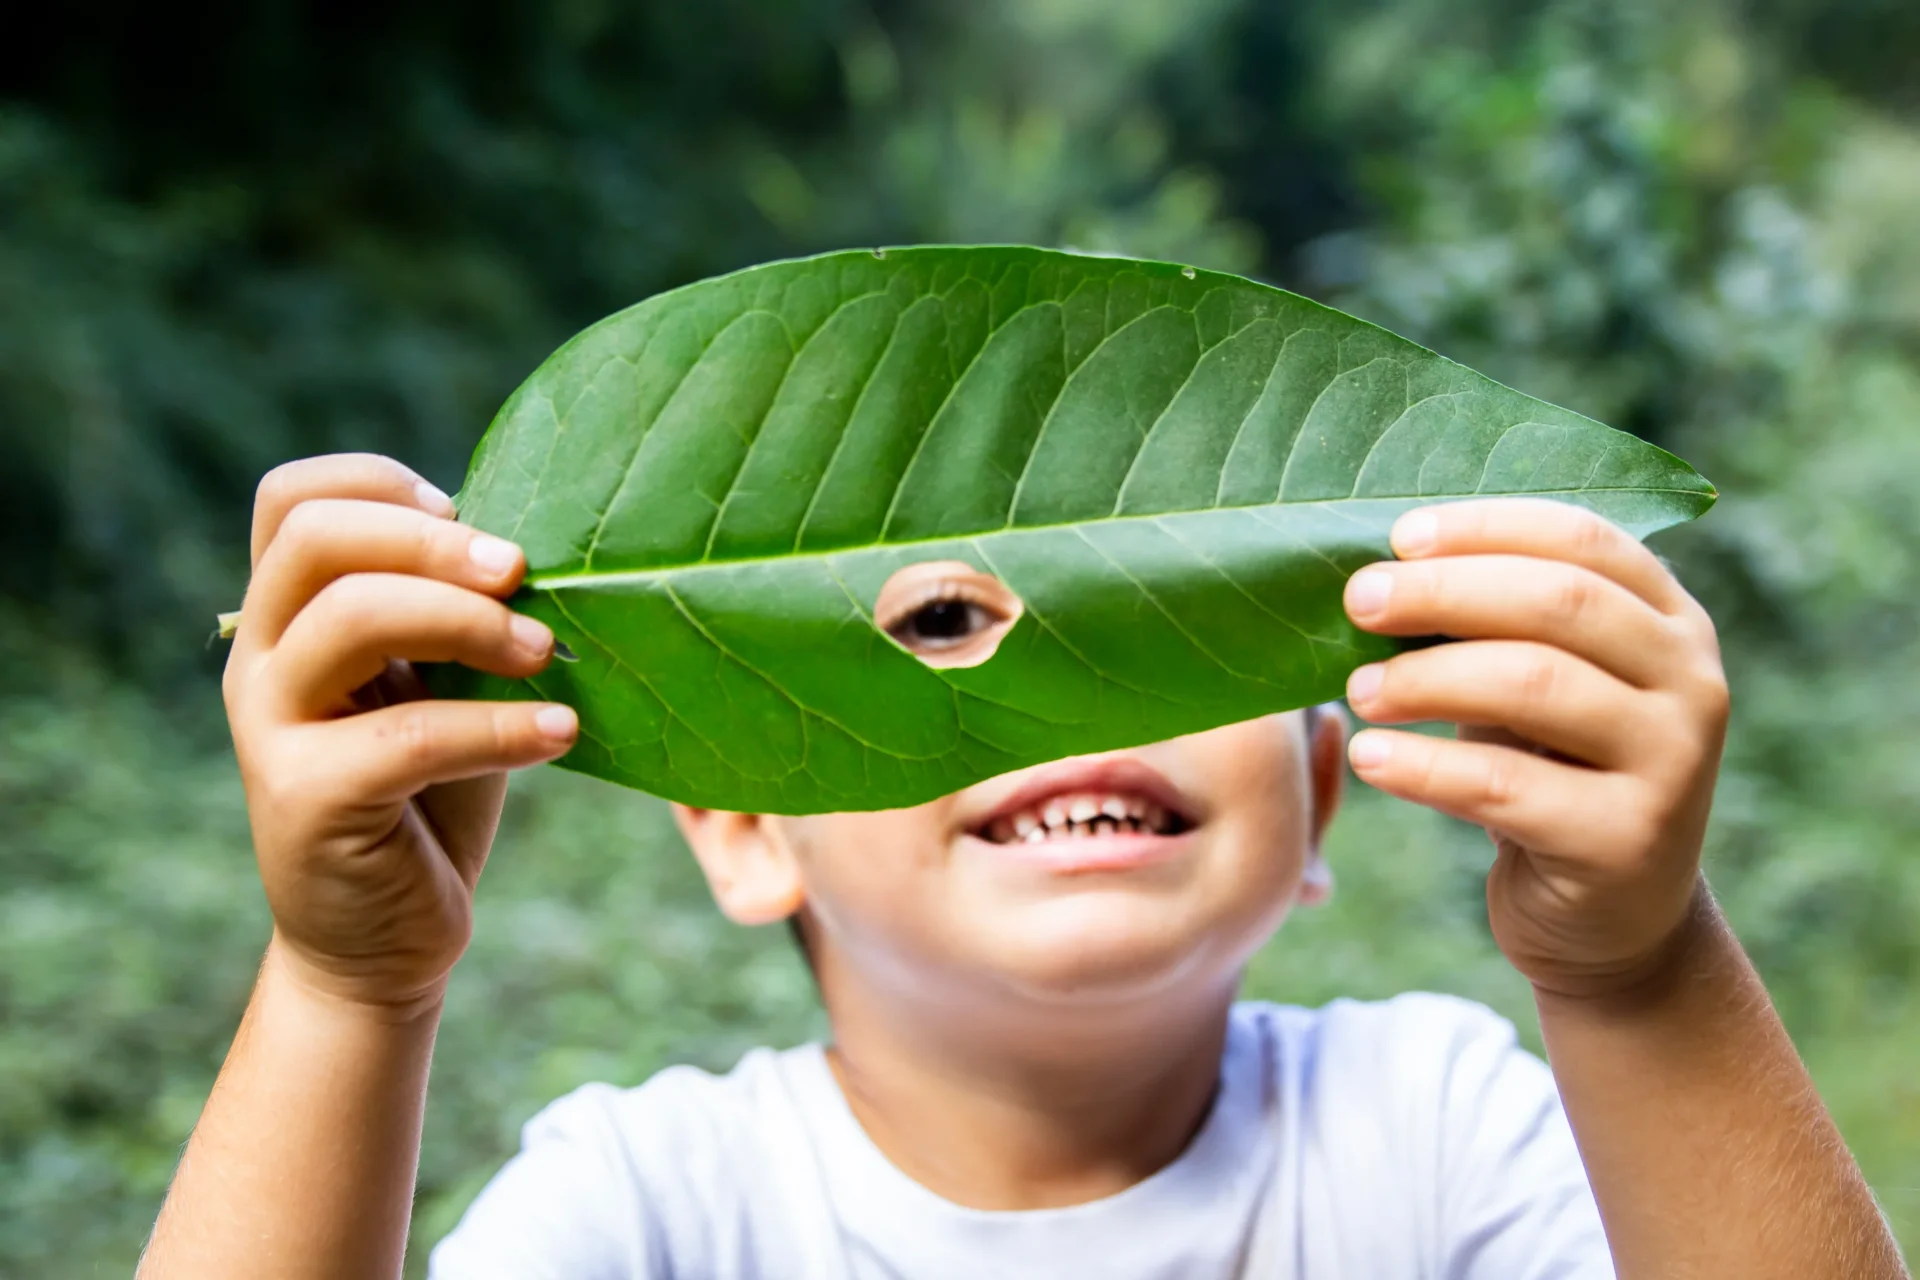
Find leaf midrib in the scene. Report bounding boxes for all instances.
[522,484,1710,591]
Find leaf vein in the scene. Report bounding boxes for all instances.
[659,583,944,761]
[1274,353,1393,502]
[967,537,1200,711]
[1069,526,1290,689]
[792,302,912,552]
[580,318,746,569]
[1210,324,1297,507]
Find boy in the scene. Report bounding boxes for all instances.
[140,453,1904,1278]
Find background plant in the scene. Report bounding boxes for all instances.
[3,0,1918,1272]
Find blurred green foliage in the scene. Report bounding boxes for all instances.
[3,0,1918,1273]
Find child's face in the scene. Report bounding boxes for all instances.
[677,711,1345,1005]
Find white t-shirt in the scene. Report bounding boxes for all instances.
[430,993,1611,1279]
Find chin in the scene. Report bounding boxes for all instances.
[980,891,1270,1004]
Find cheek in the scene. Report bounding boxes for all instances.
[784,810,954,949]
[1187,716,1315,837]
[1208,808,1311,931]
[1178,719,1317,908]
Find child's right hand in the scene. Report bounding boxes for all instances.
[222,454,578,1013]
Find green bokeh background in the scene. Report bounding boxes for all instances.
[5,1,1919,1272]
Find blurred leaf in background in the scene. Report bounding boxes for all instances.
[3,0,1918,1274]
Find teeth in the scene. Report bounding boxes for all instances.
[987,793,1187,844]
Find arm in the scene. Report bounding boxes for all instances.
[141,946,441,1279]
[1537,889,1902,1277]
[1341,498,1904,1279]
[139,454,578,1280]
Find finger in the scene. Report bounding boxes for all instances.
[243,499,525,645]
[360,657,430,709]
[1345,641,1650,769]
[417,774,509,891]
[271,574,554,716]
[1388,499,1691,615]
[1458,723,1534,752]
[251,453,454,568]
[1348,727,1642,861]
[309,700,578,803]
[360,660,511,889]
[1344,555,1683,688]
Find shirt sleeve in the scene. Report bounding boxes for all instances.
[1422,996,1614,1280]
[428,1084,664,1280]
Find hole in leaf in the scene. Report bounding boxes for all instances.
[873,560,1024,669]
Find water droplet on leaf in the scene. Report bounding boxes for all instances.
[1181,265,1197,280]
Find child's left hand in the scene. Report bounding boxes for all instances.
[1341,498,1730,1001]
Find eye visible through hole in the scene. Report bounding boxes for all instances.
[873,561,1024,669]
[891,597,991,649]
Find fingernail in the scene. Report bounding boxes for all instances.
[1346,568,1393,621]
[1349,731,1392,770]
[1393,509,1439,557]
[510,613,553,657]
[534,705,578,741]
[416,480,456,517]
[470,534,521,576]
[1346,662,1384,706]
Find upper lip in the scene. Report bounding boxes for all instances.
[961,754,1201,839]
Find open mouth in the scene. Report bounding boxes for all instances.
[966,757,1200,851]
[976,793,1194,845]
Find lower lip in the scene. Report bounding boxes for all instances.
[963,828,1197,874]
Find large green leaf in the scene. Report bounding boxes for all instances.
[444,246,1713,813]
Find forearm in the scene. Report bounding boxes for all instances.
[1537,884,1905,1279]
[139,937,441,1280]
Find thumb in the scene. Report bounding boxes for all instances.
[418,774,510,892]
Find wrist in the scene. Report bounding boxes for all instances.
[263,936,450,1028]
[1531,877,1721,1017]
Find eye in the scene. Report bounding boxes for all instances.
[873,560,1025,670]
[888,597,995,650]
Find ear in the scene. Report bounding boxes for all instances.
[670,805,806,926]
[1298,703,1348,907]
